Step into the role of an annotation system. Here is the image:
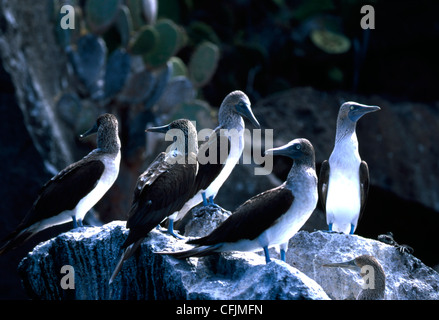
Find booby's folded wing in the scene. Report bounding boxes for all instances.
[188,185,294,245]
[359,160,370,222]
[15,160,104,231]
[131,152,167,200]
[123,153,197,249]
[1,159,105,247]
[318,160,330,213]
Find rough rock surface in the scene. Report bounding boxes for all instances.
[18,221,329,300]
[284,231,439,300]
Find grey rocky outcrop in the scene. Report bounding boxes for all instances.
[18,221,329,300]
[18,211,439,300]
[284,230,439,300]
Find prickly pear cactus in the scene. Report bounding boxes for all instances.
[188,41,220,88]
[129,25,158,55]
[143,19,186,68]
[85,0,122,34]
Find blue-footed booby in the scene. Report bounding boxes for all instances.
[323,255,386,300]
[0,113,121,255]
[319,102,380,234]
[158,138,317,263]
[109,119,198,284]
[174,90,260,224]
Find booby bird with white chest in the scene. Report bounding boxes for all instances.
[319,102,380,234]
[109,119,198,284]
[158,138,318,263]
[323,254,386,300]
[0,113,121,255]
[174,90,260,224]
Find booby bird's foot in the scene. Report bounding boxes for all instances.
[72,217,83,229]
[156,225,184,239]
[202,192,209,206]
[263,247,271,264]
[321,229,341,234]
[166,229,184,240]
[165,219,184,240]
[280,249,286,262]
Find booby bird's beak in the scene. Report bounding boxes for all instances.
[80,123,98,139]
[235,102,261,129]
[322,258,359,271]
[264,141,302,159]
[348,103,381,122]
[145,124,171,134]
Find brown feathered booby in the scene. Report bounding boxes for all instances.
[173,90,260,224]
[158,138,317,263]
[109,119,198,284]
[0,113,121,255]
[323,254,386,300]
[319,102,380,234]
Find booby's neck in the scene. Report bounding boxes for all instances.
[285,157,317,193]
[330,118,360,166]
[97,125,121,155]
[218,107,245,131]
[168,127,198,162]
[357,265,386,300]
[335,117,358,145]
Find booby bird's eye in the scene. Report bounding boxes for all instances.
[295,144,301,150]
[350,105,355,110]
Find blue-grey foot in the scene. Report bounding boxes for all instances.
[322,223,338,233]
[166,219,183,239]
[263,246,271,263]
[349,224,355,235]
[202,192,209,206]
[72,216,83,228]
[207,195,223,210]
[280,249,286,262]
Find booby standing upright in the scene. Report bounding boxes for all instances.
[323,254,386,300]
[109,119,198,284]
[319,102,380,234]
[174,90,260,224]
[159,138,318,263]
[0,113,121,255]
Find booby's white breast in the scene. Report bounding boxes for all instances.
[73,151,121,222]
[326,135,361,233]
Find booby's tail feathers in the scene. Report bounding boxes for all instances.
[155,244,221,259]
[109,239,143,284]
[0,226,36,256]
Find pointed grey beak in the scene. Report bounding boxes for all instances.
[236,103,261,129]
[265,141,302,159]
[80,123,98,139]
[145,124,171,134]
[323,259,359,271]
[348,103,381,122]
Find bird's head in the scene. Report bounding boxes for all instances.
[220,90,260,128]
[146,119,198,155]
[339,101,381,123]
[265,138,315,165]
[80,113,119,139]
